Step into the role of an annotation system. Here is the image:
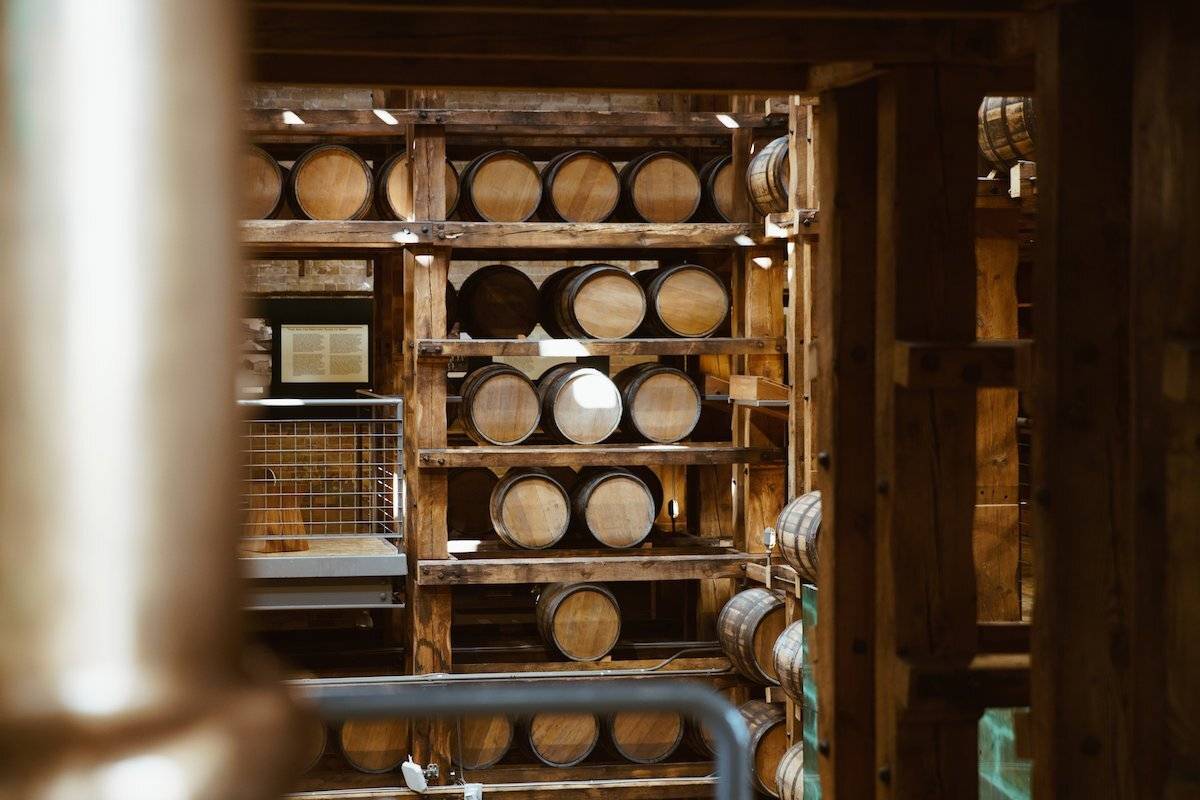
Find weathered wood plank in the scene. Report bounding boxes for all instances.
[416,337,785,358]
[893,340,1031,388]
[417,551,766,585]
[418,443,784,469]
[288,776,718,800]
[813,78,878,800]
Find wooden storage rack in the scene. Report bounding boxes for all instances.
[244,105,792,791]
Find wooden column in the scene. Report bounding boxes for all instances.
[1032,3,1157,798]
[1135,4,1200,797]
[813,79,878,800]
[403,123,452,777]
[874,65,980,799]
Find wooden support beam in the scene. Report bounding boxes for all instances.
[418,444,783,469]
[729,375,791,403]
[874,65,980,799]
[417,551,764,586]
[416,337,784,358]
[899,653,1031,717]
[893,340,1031,388]
[813,78,878,800]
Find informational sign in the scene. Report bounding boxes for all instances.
[280,324,369,383]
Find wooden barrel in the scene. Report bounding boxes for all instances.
[684,717,717,758]
[627,465,665,521]
[536,582,621,661]
[619,151,702,223]
[537,364,622,445]
[978,96,1037,170]
[637,264,730,338]
[241,145,286,219]
[299,717,328,773]
[718,588,787,685]
[746,135,790,216]
[615,362,702,443]
[775,742,806,800]
[605,711,684,764]
[776,490,820,583]
[375,151,460,220]
[491,468,571,549]
[460,364,541,446]
[338,719,409,773]
[741,700,788,797]
[527,712,600,767]
[699,154,736,222]
[448,468,498,536]
[453,714,514,770]
[771,620,806,702]
[287,144,374,220]
[571,468,656,549]
[540,150,621,222]
[457,264,540,338]
[460,150,542,222]
[539,264,647,340]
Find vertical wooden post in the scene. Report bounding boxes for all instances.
[801,104,820,496]
[874,65,980,799]
[403,122,452,778]
[813,79,878,800]
[1134,4,1199,797]
[1032,3,1155,798]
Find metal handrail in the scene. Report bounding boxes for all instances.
[309,680,751,800]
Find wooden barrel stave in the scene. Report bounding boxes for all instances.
[460,363,541,446]
[242,145,287,219]
[338,719,409,773]
[458,264,540,339]
[771,620,806,703]
[978,96,1037,170]
[745,135,790,216]
[540,150,621,222]
[375,151,460,220]
[775,742,806,800]
[526,712,600,767]
[619,151,702,223]
[453,714,514,770]
[491,468,571,549]
[614,362,702,443]
[698,154,736,222]
[536,582,621,661]
[718,587,787,685]
[537,364,623,444]
[776,490,821,583]
[571,467,656,549]
[298,716,328,773]
[460,150,542,222]
[287,144,374,221]
[741,700,788,797]
[540,264,647,340]
[604,710,685,764]
[637,264,730,338]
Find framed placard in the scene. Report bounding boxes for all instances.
[280,324,370,384]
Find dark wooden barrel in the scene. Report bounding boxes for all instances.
[718,588,787,685]
[540,150,621,222]
[684,717,717,758]
[539,264,647,339]
[375,151,460,220]
[978,96,1037,170]
[241,145,286,219]
[604,711,685,764]
[746,135,790,216]
[460,150,542,222]
[741,700,788,797]
[453,715,514,770]
[614,362,702,443]
[299,716,327,773]
[491,468,572,549]
[537,364,622,444]
[571,468,656,549]
[448,468,498,537]
[536,582,621,661]
[772,620,806,703]
[699,154,737,222]
[637,264,730,338]
[619,151,702,223]
[775,742,806,800]
[287,144,374,220]
[457,264,541,338]
[776,490,820,583]
[526,712,600,767]
[460,364,541,446]
[338,719,409,773]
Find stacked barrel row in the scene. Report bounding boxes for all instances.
[242,143,794,222]
[301,707,701,775]
[452,262,730,341]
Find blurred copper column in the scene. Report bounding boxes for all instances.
[0,0,295,796]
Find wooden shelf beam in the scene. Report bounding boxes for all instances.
[288,775,717,800]
[893,339,1033,389]
[418,443,783,469]
[417,337,784,358]
[418,550,766,585]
